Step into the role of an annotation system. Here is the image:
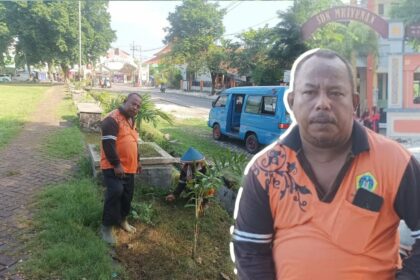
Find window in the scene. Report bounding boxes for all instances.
[262,96,277,115]
[245,96,262,114]
[234,95,244,113]
[413,68,420,104]
[214,95,227,107]
[378,4,384,16]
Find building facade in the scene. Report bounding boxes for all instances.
[303,0,420,138]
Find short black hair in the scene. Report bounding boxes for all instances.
[293,49,355,94]
[125,92,142,102]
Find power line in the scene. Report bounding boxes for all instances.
[223,15,279,37]
[222,1,239,12]
[142,46,165,52]
[114,45,164,53]
[226,1,242,14]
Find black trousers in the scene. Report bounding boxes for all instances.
[102,169,135,226]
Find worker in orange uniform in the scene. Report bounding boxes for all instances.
[232,49,420,279]
[100,93,142,245]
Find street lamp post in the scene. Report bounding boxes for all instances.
[78,1,82,81]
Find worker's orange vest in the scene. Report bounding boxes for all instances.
[255,129,411,279]
[100,109,139,173]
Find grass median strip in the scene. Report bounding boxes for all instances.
[42,92,84,159]
[23,178,122,280]
[42,126,85,159]
[154,117,232,159]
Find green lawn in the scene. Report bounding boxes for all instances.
[23,178,122,280]
[146,117,233,160]
[41,94,85,159]
[0,85,47,149]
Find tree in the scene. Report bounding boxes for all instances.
[206,43,228,94]
[164,0,225,90]
[0,3,13,69]
[391,0,420,50]
[270,6,308,73]
[81,1,116,66]
[230,26,282,85]
[4,1,115,79]
[270,0,378,82]
[150,62,183,88]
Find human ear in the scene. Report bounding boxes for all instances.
[287,91,295,110]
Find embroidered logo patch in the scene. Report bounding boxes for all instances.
[356,172,377,192]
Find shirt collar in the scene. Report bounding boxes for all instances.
[118,106,131,119]
[280,120,370,155]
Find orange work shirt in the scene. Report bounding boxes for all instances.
[100,109,139,173]
[233,122,419,280]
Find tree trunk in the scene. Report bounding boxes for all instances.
[47,62,53,82]
[61,63,69,82]
[211,72,217,95]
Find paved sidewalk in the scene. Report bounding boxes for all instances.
[0,86,76,279]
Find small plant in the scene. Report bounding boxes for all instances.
[130,202,156,226]
[135,94,173,130]
[184,165,223,260]
[212,150,248,190]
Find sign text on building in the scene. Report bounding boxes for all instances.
[302,6,389,40]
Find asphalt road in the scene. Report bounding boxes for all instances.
[94,85,214,119]
[149,88,213,110]
[148,88,213,119]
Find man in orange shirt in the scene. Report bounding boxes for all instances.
[233,49,420,279]
[100,93,142,245]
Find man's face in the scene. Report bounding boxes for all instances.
[289,55,356,148]
[124,95,142,117]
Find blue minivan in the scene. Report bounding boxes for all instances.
[208,86,291,153]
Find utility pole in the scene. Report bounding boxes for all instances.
[130,41,141,87]
[139,45,143,87]
[78,1,82,80]
[130,41,139,58]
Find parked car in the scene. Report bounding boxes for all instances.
[12,72,30,82]
[0,74,11,82]
[208,86,291,153]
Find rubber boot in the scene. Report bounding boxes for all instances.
[101,225,116,245]
[120,219,136,233]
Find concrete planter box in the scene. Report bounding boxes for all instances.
[88,141,179,190]
[216,185,238,214]
[77,103,102,132]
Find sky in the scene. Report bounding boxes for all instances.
[108,1,293,61]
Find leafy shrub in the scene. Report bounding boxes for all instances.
[89,92,173,131]
[130,202,156,226]
[212,151,248,190]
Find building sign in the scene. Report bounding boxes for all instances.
[302,6,389,40]
[406,24,420,39]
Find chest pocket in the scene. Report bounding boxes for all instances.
[330,199,380,254]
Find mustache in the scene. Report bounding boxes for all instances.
[309,114,336,124]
